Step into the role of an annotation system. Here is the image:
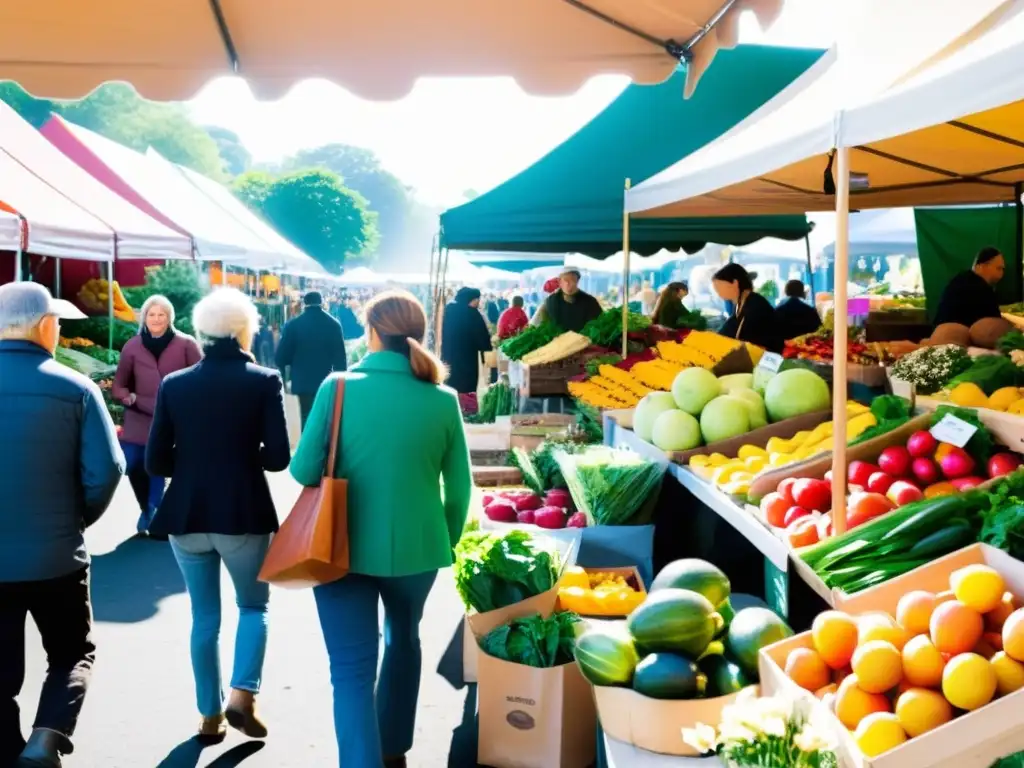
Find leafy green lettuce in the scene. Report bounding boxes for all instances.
[454,530,560,613]
[480,611,582,668]
[557,446,664,526]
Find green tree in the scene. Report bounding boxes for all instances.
[232,170,275,211]
[0,83,57,127]
[206,125,252,177]
[281,144,411,258]
[259,169,379,273]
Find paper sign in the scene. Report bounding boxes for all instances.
[757,352,784,374]
[930,414,978,448]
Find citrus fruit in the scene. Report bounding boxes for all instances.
[991,650,1024,695]
[942,653,997,710]
[895,688,953,737]
[896,591,936,635]
[785,647,831,692]
[950,382,988,408]
[987,386,1022,411]
[1002,608,1024,661]
[951,564,1006,613]
[859,612,910,650]
[852,640,903,694]
[835,674,891,730]
[812,610,859,669]
[815,683,838,699]
[930,600,983,655]
[901,634,945,688]
[854,712,907,757]
[985,592,1020,632]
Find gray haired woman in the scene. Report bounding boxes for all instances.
[112,294,202,535]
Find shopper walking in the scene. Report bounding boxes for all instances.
[290,290,472,768]
[0,283,125,768]
[275,291,347,429]
[440,286,492,395]
[146,288,290,743]
[112,295,202,535]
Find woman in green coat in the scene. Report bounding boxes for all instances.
[290,291,472,768]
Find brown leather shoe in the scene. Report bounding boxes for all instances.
[225,689,268,739]
[197,714,227,744]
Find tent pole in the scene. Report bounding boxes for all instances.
[804,234,813,297]
[54,258,62,298]
[622,178,631,358]
[831,148,851,536]
[107,260,115,351]
[1015,183,1023,304]
[13,245,22,283]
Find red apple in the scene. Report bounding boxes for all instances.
[951,476,986,491]
[792,478,831,512]
[988,452,1023,479]
[777,477,799,505]
[939,448,975,479]
[887,480,924,507]
[759,492,790,528]
[878,446,912,477]
[867,471,895,495]
[911,457,941,486]
[848,460,879,487]
[783,506,812,527]
[906,430,938,459]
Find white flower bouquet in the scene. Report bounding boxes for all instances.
[682,689,839,768]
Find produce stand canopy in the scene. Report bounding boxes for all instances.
[0,1,783,101]
[440,45,821,258]
[0,209,21,253]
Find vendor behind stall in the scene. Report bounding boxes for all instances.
[712,263,784,353]
[932,246,1005,328]
[531,268,603,332]
[651,281,689,328]
[775,279,823,340]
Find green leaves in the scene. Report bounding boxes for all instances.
[453,530,560,614]
[480,612,582,668]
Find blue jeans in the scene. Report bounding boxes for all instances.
[169,533,271,718]
[314,570,438,768]
[120,441,164,531]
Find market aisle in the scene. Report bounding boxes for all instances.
[20,473,473,768]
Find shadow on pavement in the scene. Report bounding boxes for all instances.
[154,737,264,768]
[91,536,185,623]
[448,684,479,768]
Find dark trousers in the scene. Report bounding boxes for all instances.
[0,568,95,761]
[298,393,317,430]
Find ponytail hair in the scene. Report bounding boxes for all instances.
[364,290,448,385]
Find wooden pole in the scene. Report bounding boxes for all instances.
[622,178,632,358]
[831,148,851,536]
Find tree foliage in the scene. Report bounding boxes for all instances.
[205,126,252,177]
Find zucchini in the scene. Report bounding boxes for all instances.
[881,494,974,542]
[908,523,975,558]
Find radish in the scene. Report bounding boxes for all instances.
[907,430,938,459]
[513,494,543,512]
[534,506,567,529]
[866,472,894,495]
[481,493,495,507]
[516,509,536,524]
[566,512,588,528]
[878,446,912,477]
[484,502,517,522]
[544,489,572,509]
[988,452,1022,479]
[911,457,941,486]
[848,460,878,487]
[939,449,975,479]
[951,476,986,491]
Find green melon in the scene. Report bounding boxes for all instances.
[725,607,793,677]
[627,588,723,657]
[633,653,707,700]
[649,559,734,624]
[699,654,755,696]
[574,626,639,687]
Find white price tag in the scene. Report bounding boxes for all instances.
[757,352,784,374]
[929,414,978,448]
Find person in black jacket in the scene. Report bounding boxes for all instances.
[713,263,784,353]
[933,246,1005,328]
[275,291,347,428]
[775,280,823,340]
[441,287,492,394]
[147,288,291,744]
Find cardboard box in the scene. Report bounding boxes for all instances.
[668,410,832,465]
[594,685,750,757]
[555,566,646,617]
[478,652,597,768]
[915,396,1024,455]
[758,544,1024,768]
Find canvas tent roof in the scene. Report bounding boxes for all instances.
[625,0,1021,217]
[0,209,19,252]
[0,1,782,101]
[440,45,821,259]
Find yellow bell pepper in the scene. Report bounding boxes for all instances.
[560,566,590,591]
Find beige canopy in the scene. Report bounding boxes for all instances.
[0,0,781,101]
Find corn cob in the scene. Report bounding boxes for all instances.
[597,365,652,397]
[631,359,683,390]
[521,331,591,366]
[656,341,715,369]
[682,331,742,362]
[567,381,635,409]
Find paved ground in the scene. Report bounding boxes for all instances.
[20,473,478,768]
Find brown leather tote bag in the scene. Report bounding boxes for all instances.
[259,378,349,588]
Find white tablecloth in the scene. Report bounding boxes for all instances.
[604,735,723,767]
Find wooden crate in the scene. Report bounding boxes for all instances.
[519,354,586,397]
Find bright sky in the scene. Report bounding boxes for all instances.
[188,0,838,207]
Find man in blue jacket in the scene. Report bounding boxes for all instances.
[275,291,347,429]
[0,282,125,768]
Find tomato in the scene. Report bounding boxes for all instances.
[759,492,790,528]
[787,518,820,549]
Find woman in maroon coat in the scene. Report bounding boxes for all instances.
[113,295,202,535]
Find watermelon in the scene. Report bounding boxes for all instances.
[649,559,734,623]
[632,653,707,700]
[699,654,754,696]
[725,607,793,676]
[574,626,639,687]
[627,589,723,657]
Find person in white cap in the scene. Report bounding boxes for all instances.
[0,282,125,768]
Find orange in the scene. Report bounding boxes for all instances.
[896,591,936,635]
[812,610,859,670]
[985,592,1020,632]
[835,674,891,730]
[934,590,958,608]
[785,647,831,692]
[852,640,903,694]
[991,651,1024,696]
[895,688,953,738]
[930,600,984,655]
[859,613,910,651]
[951,564,1006,613]
[942,653,997,711]
[901,635,945,688]
[854,712,907,757]
[815,683,838,699]
[1002,608,1024,662]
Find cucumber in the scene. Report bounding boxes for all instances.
[908,523,974,558]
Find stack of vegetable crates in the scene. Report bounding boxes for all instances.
[520,353,587,397]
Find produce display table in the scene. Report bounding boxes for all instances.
[602,735,721,768]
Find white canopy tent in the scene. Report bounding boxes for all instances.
[0,210,20,252]
[336,266,386,287]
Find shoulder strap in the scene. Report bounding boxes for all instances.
[325,377,345,479]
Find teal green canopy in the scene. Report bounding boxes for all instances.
[440,45,824,260]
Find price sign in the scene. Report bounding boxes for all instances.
[929,414,978,448]
[757,352,784,374]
